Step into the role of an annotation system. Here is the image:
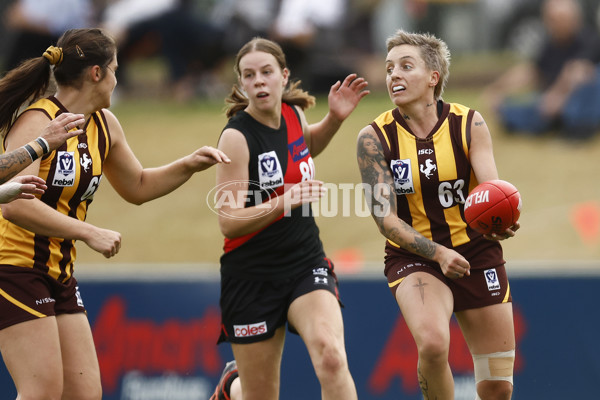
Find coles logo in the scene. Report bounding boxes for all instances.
[234,321,267,338]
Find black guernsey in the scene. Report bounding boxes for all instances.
[219,103,325,280]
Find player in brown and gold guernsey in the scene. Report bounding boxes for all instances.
[0,28,229,399]
[357,30,519,400]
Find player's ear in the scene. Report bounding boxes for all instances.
[429,71,440,88]
[282,68,289,87]
[90,65,102,82]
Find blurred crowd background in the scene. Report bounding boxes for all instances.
[3,0,600,140]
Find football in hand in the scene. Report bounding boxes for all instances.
[464,180,522,235]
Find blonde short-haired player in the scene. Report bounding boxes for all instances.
[357,30,519,400]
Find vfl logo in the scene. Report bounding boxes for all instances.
[260,152,279,177]
[52,151,76,187]
[484,268,501,291]
[258,151,284,189]
[419,159,437,179]
[58,152,74,173]
[390,159,415,195]
[80,153,92,172]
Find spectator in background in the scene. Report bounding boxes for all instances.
[270,0,352,93]
[211,0,355,93]
[2,0,93,72]
[483,0,600,140]
[210,0,280,55]
[100,0,228,100]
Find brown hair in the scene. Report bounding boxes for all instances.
[224,37,315,119]
[0,28,116,135]
[386,30,451,100]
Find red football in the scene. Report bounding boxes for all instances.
[463,180,522,235]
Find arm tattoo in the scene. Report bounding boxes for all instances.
[0,148,32,185]
[385,225,437,259]
[411,235,437,258]
[358,131,438,260]
[474,120,485,127]
[357,131,395,229]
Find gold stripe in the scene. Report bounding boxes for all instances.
[503,280,511,303]
[387,239,401,248]
[373,110,395,150]
[0,288,47,318]
[388,277,405,288]
[396,125,432,239]
[433,119,457,182]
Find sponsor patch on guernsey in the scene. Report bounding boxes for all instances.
[390,159,415,195]
[288,136,309,162]
[52,151,76,187]
[234,321,268,338]
[258,151,284,189]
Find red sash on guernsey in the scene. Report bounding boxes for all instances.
[223,103,311,253]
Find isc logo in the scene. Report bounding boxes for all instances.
[234,321,267,337]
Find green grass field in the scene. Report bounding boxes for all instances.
[75,66,600,274]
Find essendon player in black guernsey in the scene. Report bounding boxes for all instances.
[211,37,369,400]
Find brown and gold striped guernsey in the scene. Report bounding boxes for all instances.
[371,100,503,269]
[0,97,111,282]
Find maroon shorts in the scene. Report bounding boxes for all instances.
[385,259,511,312]
[0,265,86,330]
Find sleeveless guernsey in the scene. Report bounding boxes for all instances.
[0,97,110,282]
[371,100,503,269]
[220,103,325,280]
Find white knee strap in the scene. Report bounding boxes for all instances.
[472,350,515,385]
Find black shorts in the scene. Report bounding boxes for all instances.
[385,259,511,312]
[0,265,86,330]
[218,258,341,344]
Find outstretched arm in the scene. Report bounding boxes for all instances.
[103,109,230,205]
[305,73,369,157]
